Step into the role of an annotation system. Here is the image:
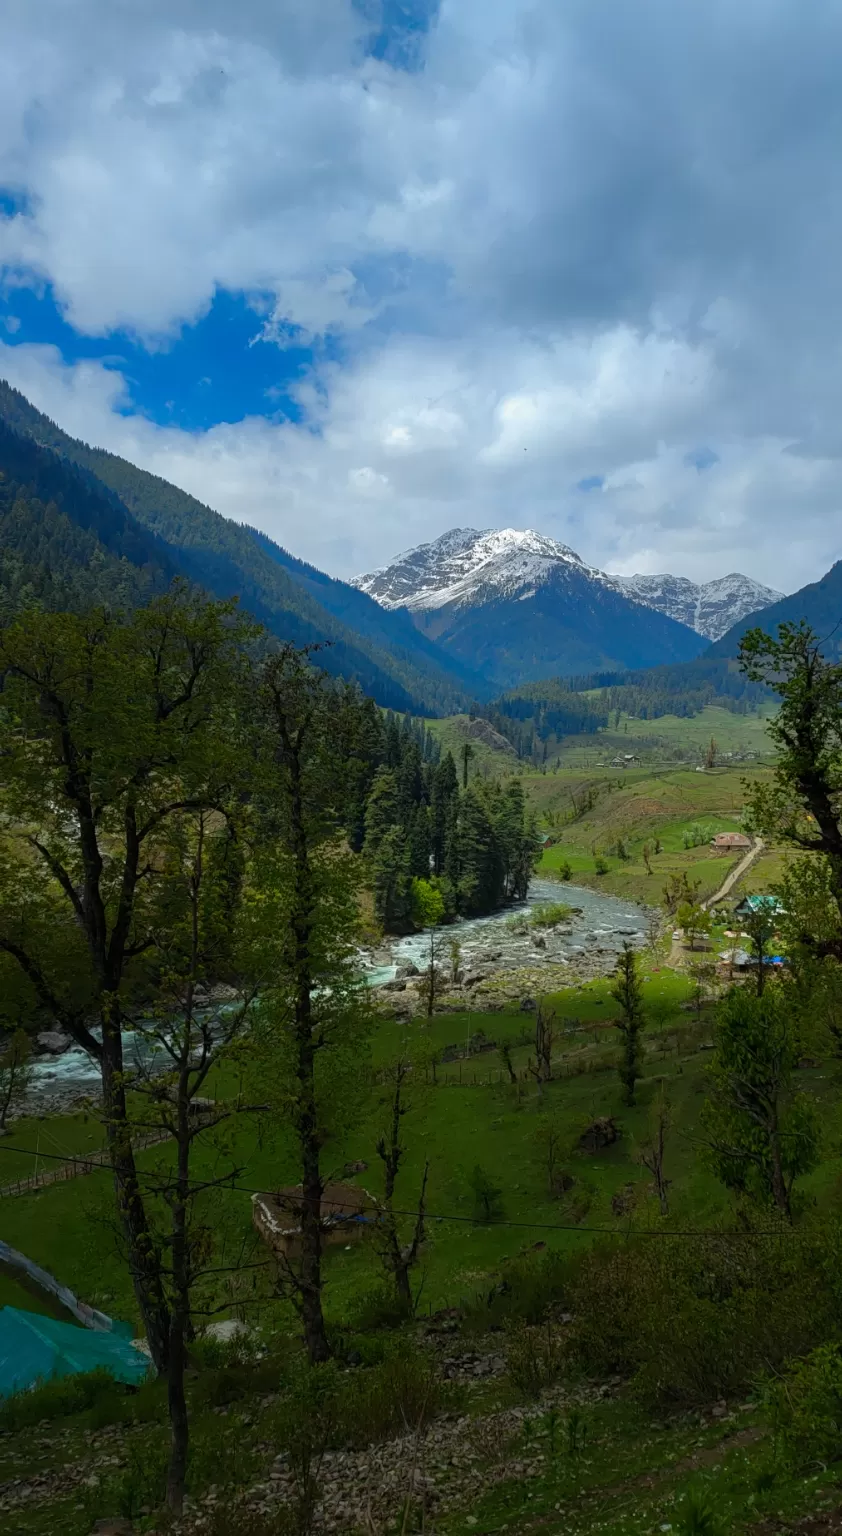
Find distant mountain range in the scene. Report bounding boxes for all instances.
[354,527,782,643]
[353,528,709,689]
[610,571,783,641]
[711,559,842,659]
[1,380,834,707]
[352,528,791,688]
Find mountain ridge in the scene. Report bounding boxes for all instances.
[353,526,782,641]
[0,379,488,714]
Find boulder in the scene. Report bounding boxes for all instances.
[36,1031,72,1055]
[532,934,547,950]
[396,961,420,979]
[462,971,488,988]
[344,1159,369,1175]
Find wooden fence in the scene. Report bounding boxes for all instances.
[0,1128,172,1199]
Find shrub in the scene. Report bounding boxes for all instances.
[340,1346,455,1446]
[83,1433,169,1523]
[674,1487,726,1534]
[470,1164,505,1224]
[506,1321,565,1398]
[594,856,609,876]
[562,1222,842,1408]
[764,1342,842,1470]
[463,1250,568,1333]
[529,901,573,928]
[557,860,573,881]
[0,1368,137,1432]
[344,1282,412,1334]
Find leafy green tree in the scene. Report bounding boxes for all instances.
[740,622,842,960]
[363,769,411,931]
[411,878,446,1018]
[676,899,712,951]
[610,944,646,1104]
[0,587,251,1374]
[702,984,820,1222]
[253,646,373,1365]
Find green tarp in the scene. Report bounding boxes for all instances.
[0,1306,149,1398]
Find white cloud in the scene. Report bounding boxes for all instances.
[2,1,842,591]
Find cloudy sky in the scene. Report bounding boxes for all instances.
[1,0,841,592]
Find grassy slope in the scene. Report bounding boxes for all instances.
[2,971,839,1330]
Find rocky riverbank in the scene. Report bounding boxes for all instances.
[360,878,654,1017]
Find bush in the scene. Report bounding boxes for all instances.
[463,1250,568,1333]
[764,1342,842,1470]
[470,1164,505,1224]
[562,1221,842,1408]
[674,1487,727,1534]
[0,1368,142,1432]
[594,856,609,876]
[83,1433,169,1523]
[341,1346,455,1446]
[557,860,573,881]
[506,1321,565,1398]
[529,902,573,928]
[343,1282,412,1335]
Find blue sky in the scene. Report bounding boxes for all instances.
[1,0,841,589]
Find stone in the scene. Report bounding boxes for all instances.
[36,1031,72,1055]
[396,962,420,979]
[343,1159,369,1175]
[532,934,547,950]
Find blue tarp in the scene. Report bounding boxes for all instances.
[0,1306,149,1398]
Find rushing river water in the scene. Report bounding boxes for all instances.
[24,880,651,1109]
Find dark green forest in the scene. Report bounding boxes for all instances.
[341,704,542,930]
[0,380,485,717]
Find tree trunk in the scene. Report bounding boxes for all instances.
[166,1312,189,1514]
[101,1031,171,1374]
[769,1124,793,1223]
[289,750,331,1366]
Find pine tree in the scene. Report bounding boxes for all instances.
[610,944,646,1104]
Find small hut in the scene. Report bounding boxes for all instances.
[252,1182,378,1261]
[710,832,752,854]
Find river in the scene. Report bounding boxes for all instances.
[22,880,651,1111]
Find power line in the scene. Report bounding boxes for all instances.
[0,1141,790,1239]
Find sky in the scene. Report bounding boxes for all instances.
[1,1,841,592]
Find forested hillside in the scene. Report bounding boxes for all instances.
[711,558,842,658]
[0,380,484,715]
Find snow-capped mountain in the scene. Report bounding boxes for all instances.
[353,529,781,643]
[353,528,606,611]
[609,572,784,642]
[352,529,707,689]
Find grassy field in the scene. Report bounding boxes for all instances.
[3,969,842,1536]
[1,966,837,1332]
[526,762,773,903]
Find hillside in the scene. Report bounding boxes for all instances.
[0,381,485,714]
[712,557,842,657]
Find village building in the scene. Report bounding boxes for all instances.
[710,831,752,854]
[252,1182,378,1261]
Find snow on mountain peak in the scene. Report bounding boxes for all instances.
[609,570,785,640]
[352,527,594,611]
[352,526,783,640]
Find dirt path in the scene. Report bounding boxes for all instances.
[702,837,765,910]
